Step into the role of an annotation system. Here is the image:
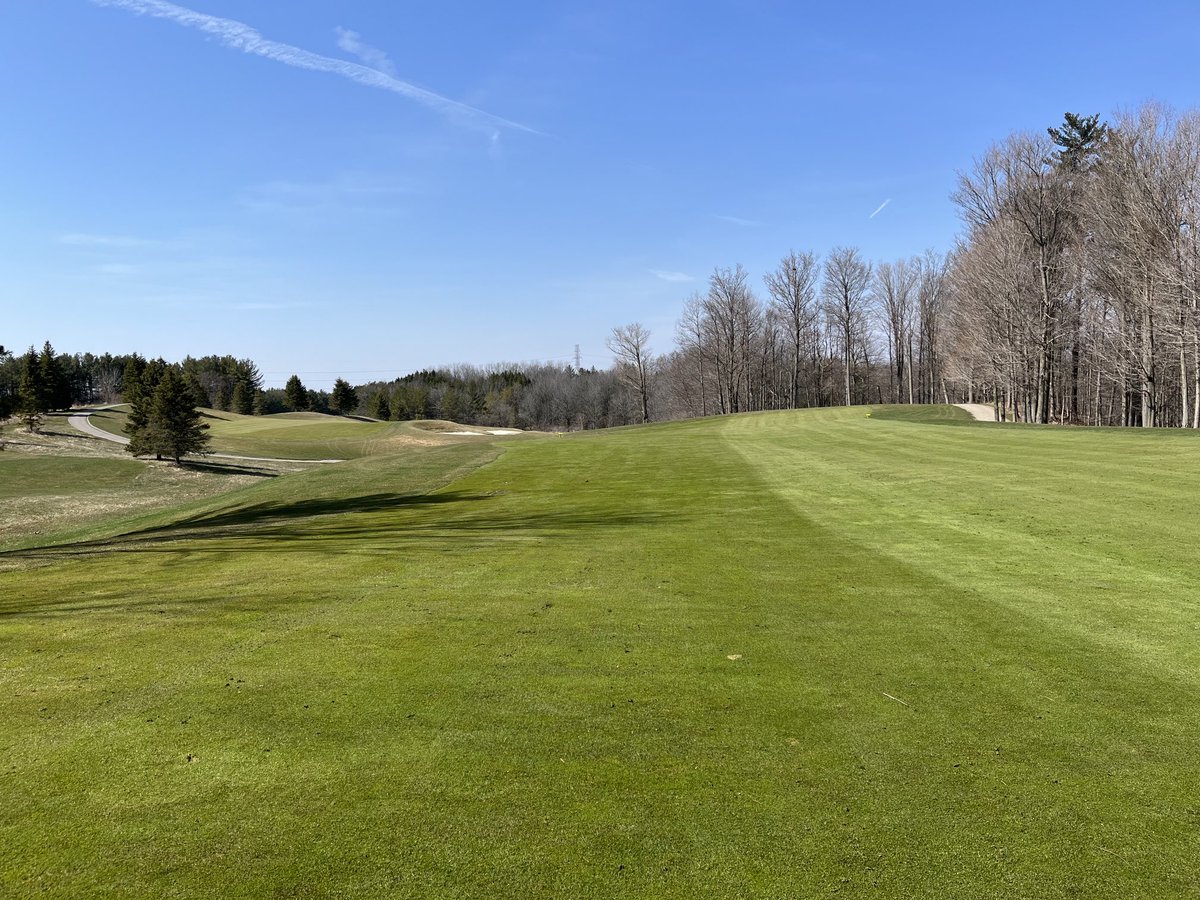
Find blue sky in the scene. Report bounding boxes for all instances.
[4,0,1200,388]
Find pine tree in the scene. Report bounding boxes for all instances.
[15,347,46,433]
[0,345,12,422]
[284,375,308,411]
[1048,112,1109,172]
[126,368,210,465]
[231,380,252,415]
[330,378,358,416]
[38,341,71,411]
[124,358,168,456]
[369,389,391,420]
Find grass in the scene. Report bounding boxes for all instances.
[2,405,1198,896]
[0,415,278,551]
[86,407,514,460]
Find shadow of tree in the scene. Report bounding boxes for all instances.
[0,491,679,610]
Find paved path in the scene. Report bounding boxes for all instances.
[955,403,998,422]
[67,410,343,464]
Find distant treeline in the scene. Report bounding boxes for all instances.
[0,346,264,414]
[0,344,644,432]
[272,364,642,431]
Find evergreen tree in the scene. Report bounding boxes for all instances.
[38,342,71,410]
[369,389,391,420]
[307,389,329,413]
[1048,112,1109,172]
[231,380,252,415]
[252,390,267,416]
[15,347,46,432]
[284,375,308,411]
[330,378,358,416]
[183,372,209,410]
[0,345,12,421]
[214,380,232,412]
[440,385,471,423]
[126,368,210,464]
[124,358,168,454]
[121,354,147,403]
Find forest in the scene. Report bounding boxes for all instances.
[5,103,1197,431]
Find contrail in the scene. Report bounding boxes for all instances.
[868,198,892,219]
[335,27,395,77]
[92,0,543,135]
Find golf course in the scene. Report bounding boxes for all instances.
[1,405,1197,897]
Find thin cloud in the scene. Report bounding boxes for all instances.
[651,269,694,283]
[869,198,892,219]
[92,0,543,135]
[713,214,760,227]
[96,263,141,275]
[238,172,416,215]
[60,232,170,248]
[334,27,395,77]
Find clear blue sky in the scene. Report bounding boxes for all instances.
[4,0,1199,388]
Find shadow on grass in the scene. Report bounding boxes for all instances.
[180,459,279,478]
[0,490,678,617]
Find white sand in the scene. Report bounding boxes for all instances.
[956,403,997,422]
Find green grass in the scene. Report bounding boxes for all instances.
[2,406,1198,896]
[86,408,505,460]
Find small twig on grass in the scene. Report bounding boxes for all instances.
[881,691,910,707]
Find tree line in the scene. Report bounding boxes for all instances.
[614,103,1200,428]
[281,365,643,431]
[949,105,1200,426]
[603,248,952,423]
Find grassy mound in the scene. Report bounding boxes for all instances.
[86,408,517,459]
[2,406,1197,896]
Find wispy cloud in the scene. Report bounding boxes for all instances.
[238,172,416,216]
[650,269,694,283]
[713,214,760,227]
[60,232,173,249]
[96,263,142,275]
[334,27,395,77]
[92,0,543,135]
[869,198,892,219]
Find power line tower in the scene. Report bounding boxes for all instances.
[574,344,582,372]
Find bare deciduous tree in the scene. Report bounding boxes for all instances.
[608,322,653,424]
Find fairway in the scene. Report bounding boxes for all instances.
[2,407,1198,897]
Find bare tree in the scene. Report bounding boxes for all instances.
[704,265,760,413]
[871,258,919,403]
[822,247,872,406]
[608,322,653,424]
[764,250,820,408]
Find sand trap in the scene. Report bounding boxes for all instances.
[488,429,522,435]
[443,431,486,436]
[956,403,997,422]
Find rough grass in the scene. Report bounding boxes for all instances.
[0,415,274,551]
[86,408,521,460]
[2,406,1198,897]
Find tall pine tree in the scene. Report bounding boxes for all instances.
[15,347,46,433]
[38,341,71,411]
[284,375,308,411]
[330,378,358,416]
[126,368,210,465]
